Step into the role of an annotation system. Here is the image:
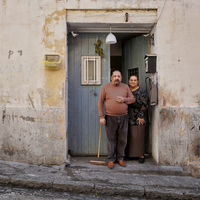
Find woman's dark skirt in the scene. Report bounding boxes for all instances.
[126,125,145,157]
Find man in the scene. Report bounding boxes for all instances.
[98,70,136,169]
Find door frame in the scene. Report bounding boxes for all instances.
[65,21,156,165]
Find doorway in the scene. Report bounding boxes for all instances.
[67,31,150,156]
[110,33,150,154]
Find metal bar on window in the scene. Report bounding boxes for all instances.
[96,58,98,82]
[87,56,88,84]
[94,57,95,84]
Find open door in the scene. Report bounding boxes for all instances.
[111,34,150,154]
[121,35,149,87]
[123,35,150,154]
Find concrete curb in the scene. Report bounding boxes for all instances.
[0,175,200,199]
[94,183,144,197]
[145,186,200,200]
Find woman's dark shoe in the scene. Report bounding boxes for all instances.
[124,156,129,161]
[138,157,145,164]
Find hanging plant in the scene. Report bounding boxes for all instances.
[94,38,104,58]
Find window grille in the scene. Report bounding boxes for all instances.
[81,56,101,85]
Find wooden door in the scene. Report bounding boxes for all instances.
[68,33,110,155]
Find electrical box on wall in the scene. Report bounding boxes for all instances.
[144,54,157,73]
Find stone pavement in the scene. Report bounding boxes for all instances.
[0,156,199,200]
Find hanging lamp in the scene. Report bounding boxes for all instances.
[106,26,117,44]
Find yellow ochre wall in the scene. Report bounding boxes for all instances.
[0,0,66,165]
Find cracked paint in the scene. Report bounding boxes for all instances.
[42,8,66,54]
[196,93,200,106]
[159,89,182,107]
[58,115,65,140]
[159,107,200,165]
[19,115,35,123]
[42,9,66,107]
[2,144,15,156]
[2,109,6,124]
[28,94,35,109]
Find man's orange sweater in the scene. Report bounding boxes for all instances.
[98,82,135,119]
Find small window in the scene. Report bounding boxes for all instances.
[81,56,101,85]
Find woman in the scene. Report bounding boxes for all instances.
[126,75,149,163]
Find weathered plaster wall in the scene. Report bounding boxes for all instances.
[158,107,200,165]
[157,0,200,108]
[65,0,163,10]
[156,0,200,165]
[0,0,66,164]
[0,0,199,167]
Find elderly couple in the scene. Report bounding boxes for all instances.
[98,70,149,169]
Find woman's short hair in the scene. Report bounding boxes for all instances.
[129,75,138,81]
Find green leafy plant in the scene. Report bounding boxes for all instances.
[94,38,104,58]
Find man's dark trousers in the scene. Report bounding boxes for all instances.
[105,115,129,162]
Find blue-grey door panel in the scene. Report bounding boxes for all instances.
[68,33,109,155]
[122,35,149,89]
[122,35,150,154]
